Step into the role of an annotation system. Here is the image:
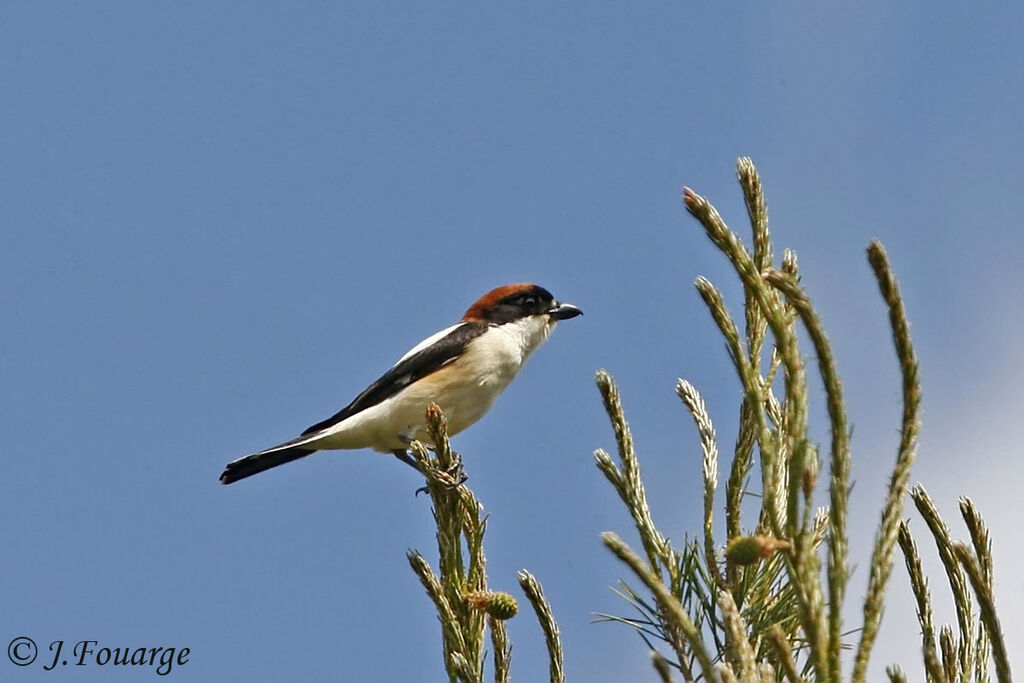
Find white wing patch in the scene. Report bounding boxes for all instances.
[395,323,466,365]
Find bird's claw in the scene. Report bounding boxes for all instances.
[395,447,466,496]
[444,458,468,486]
[412,457,467,497]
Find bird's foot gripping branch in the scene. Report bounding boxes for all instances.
[406,404,564,683]
[594,157,1011,682]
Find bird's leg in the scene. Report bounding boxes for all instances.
[392,449,423,473]
[393,449,432,497]
[394,445,467,496]
[394,433,435,495]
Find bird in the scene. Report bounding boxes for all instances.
[219,283,582,484]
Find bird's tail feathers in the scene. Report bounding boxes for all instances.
[219,437,320,485]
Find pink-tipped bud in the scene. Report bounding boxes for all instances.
[426,402,446,427]
[682,187,698,208]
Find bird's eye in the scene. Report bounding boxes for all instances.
[523,296,537,307]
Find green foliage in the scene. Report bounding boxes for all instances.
[406,405,563,683]
[407,158,1010,683]
[593,158,1011,682]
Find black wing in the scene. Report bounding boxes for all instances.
[300,322,489,436]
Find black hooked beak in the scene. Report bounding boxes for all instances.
[548,302,583,321]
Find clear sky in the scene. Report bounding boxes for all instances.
[3,3,1022,681]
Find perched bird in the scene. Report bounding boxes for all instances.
[219,283,582,484]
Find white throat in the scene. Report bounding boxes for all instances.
[497,315,555,361]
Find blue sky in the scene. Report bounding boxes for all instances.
[3,3,1022,681]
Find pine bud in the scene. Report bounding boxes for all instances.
[726,535,791,565]
[465,590,519,620]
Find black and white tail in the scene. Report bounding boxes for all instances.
[219,443,316,485]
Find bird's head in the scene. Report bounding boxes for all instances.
[462,283,582,326]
